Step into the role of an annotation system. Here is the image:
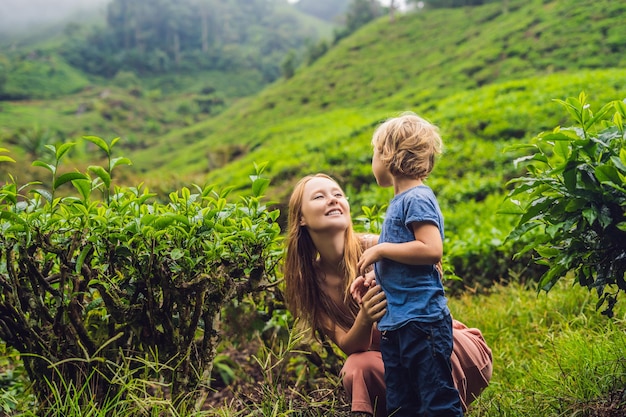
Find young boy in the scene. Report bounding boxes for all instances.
[353,112,463,416]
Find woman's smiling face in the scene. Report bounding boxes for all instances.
[299,176,351,233]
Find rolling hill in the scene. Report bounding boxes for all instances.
[128,0,625,202]
[121,0,625,286]
[1,0,625,286]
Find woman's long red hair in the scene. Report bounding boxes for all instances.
[284,174,361,337]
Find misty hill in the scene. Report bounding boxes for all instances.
[0,0,109,38]
[0,0,335,100]
[129,0,625,201]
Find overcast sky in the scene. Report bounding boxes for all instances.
[0,0,110,33]
[0,0,415,35]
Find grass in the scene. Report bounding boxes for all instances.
[1,278,624,416]
[452,278,626,416]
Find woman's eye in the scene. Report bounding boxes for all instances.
[313,195,323,200]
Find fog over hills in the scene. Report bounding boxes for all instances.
[0,0,409,37]
[0,0,110,34]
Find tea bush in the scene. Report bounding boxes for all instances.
[504,93,626,317]
[0,138,283,411]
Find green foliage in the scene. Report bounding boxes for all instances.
[60,0,331,80]
[0,140,283,411]
[354,203,387,234]
[0,51,90,100]
[504,93,626,317]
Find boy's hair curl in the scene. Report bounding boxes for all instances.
[372,111,443,179]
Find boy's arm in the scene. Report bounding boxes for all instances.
[357,221,442,275]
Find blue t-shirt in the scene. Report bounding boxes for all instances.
[375,185,450,331]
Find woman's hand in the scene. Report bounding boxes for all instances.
[350,270,377,303]
[330,281,386,354]
[360,284,386,324]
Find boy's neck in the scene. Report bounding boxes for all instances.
[393,176,423,195]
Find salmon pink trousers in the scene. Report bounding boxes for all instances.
[341,319,493,416]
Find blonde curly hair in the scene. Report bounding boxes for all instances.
[372,111,443,180]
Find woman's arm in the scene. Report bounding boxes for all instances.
[323,285,387,355]
[357,233,379,249]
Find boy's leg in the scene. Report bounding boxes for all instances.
[380,329,419,416]
[380,326,428,417]
[405,316,464,417]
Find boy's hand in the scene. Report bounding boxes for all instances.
[357,245,383,277]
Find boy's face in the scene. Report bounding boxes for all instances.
[372,147,392,187]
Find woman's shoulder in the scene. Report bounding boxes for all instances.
[356,233,378,250]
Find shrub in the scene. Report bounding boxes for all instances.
[504,93,626,317]
[0,139,282,411]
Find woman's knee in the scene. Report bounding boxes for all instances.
[342,351,384,388]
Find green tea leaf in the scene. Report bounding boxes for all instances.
[110,157,132,170]
[72,179,92,202]
[89,166,111,188]
[55,142,76,162]
[252,177,270,197]
[0,211,27,226]
[32,160,56,174]
[595,165,621,184]
[535,246,560,259]
[54,172,88,190]
[170,248,184,260]
[30,188,52,203]
[75,244,93,274]
[84,135,110,155]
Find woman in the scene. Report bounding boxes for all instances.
[284,173,493,416]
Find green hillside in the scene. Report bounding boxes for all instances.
[130,0,626,195]
[1,0,625,287]
[121,0,625,286]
